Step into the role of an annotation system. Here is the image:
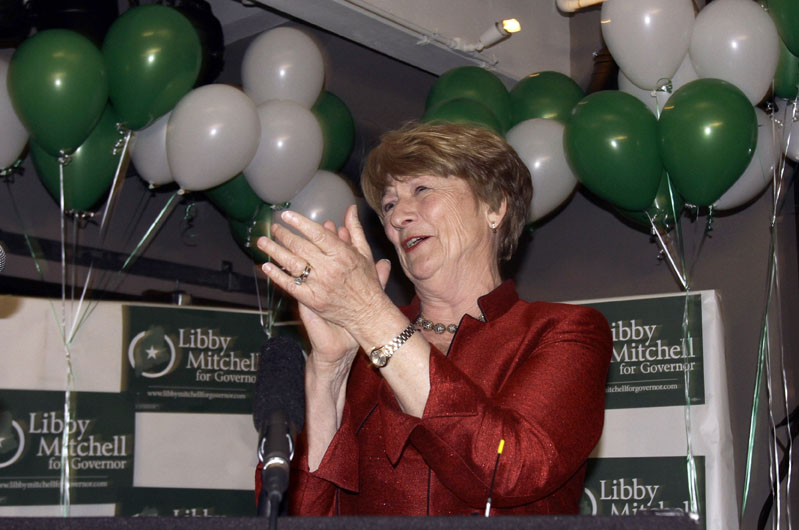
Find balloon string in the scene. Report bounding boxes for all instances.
[57,158,75,516]
[742,228,777,517]
[252,204,287,337]
[651,173,700,517]
[59,160,68,343]
[766,251,786,529]
[740,100,797,522]
[74,185,152,337]
[70,191,181,337]
[119,190,180,272]
[687,210,712,283]
[5,176,78,515]
[3,178,77,335]
[772,100,795,530]
[99,127,132,242]
[680,289,700,517]
[646,211,687,290]
[772,101,796,224]
[123,186,152,249]
[67,263,94,345]
[62,126,131,345]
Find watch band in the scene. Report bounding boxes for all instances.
[369,323,416,368]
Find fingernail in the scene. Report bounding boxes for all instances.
[262,262,273,273]
[256,236,268,250]
[281,210,296,222]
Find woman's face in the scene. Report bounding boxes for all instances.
[380,175,496,284]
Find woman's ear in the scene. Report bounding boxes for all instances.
[487,199,508,230]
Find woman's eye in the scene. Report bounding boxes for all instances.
[382,202,395,213]
[415,185,428,194]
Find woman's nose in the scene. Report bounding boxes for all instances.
[389,197,416,228]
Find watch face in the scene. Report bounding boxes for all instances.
[370,347,388,368]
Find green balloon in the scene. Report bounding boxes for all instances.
[422,97,503,134]
[658,79,757,207]
[8,29,108,156]
[425,66,511,132]
[564,91,662,211]
[30,105,121,213]
[205,173,263,222]
[774,37,799,100]
[616,172,684,232]
[102,5,202,130]
[509,71,585,126]
[768,0,799,57]
[312,91,355,172]
[229,204,273,263]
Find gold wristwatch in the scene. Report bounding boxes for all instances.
[369,323,416,368]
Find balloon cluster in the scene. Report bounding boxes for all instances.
[2,5,202,211]
[420,0,797,236]
[585,0,796,224]
[421,66,585,224]
[1,6,358,261]
[155,26,356,261]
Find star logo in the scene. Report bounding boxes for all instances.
[128,327,177,379]
[0,412,25,469]
[145,346,160,360]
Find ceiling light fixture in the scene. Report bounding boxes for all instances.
[556,0,606,13]
[449,18,521,52]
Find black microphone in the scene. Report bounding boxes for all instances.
[253,336,306,520]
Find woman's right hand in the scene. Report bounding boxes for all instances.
[299,220,392,371]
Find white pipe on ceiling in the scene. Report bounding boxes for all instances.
[556,0,606,13]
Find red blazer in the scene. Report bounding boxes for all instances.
[259,280,612,516]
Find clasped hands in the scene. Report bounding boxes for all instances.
[256,205,392,366]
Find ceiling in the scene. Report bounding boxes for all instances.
[210,0,597,85]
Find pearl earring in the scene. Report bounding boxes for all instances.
[490,221,497,233]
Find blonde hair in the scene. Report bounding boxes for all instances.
[361,121,532,261]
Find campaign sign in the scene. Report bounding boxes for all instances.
[123,305,270,414]
[585,294,705,409]
[581,456,706,525]
[117,487,253,516]
[0,389,134,506]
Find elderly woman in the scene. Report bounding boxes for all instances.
[255,121,611,516]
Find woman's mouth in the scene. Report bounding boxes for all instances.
[403,236,428,251]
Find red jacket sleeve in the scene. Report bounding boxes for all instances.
[286,361,373,515]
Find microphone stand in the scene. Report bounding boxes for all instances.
[257,425,294,530]
[257,487,280,530]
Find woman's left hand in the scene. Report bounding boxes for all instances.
[256,205,394,338]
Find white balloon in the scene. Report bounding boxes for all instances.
[166,84,260,191]
[619,55,698,116]
[0,51,29,170]
[601,0,694,90]
[241,27,325,108]
[689,0,780,105]
[244,99,323,204]
[130,111,173,187]
[505,118,578,223]
[714,108,777,210]
[283,170,356,229]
